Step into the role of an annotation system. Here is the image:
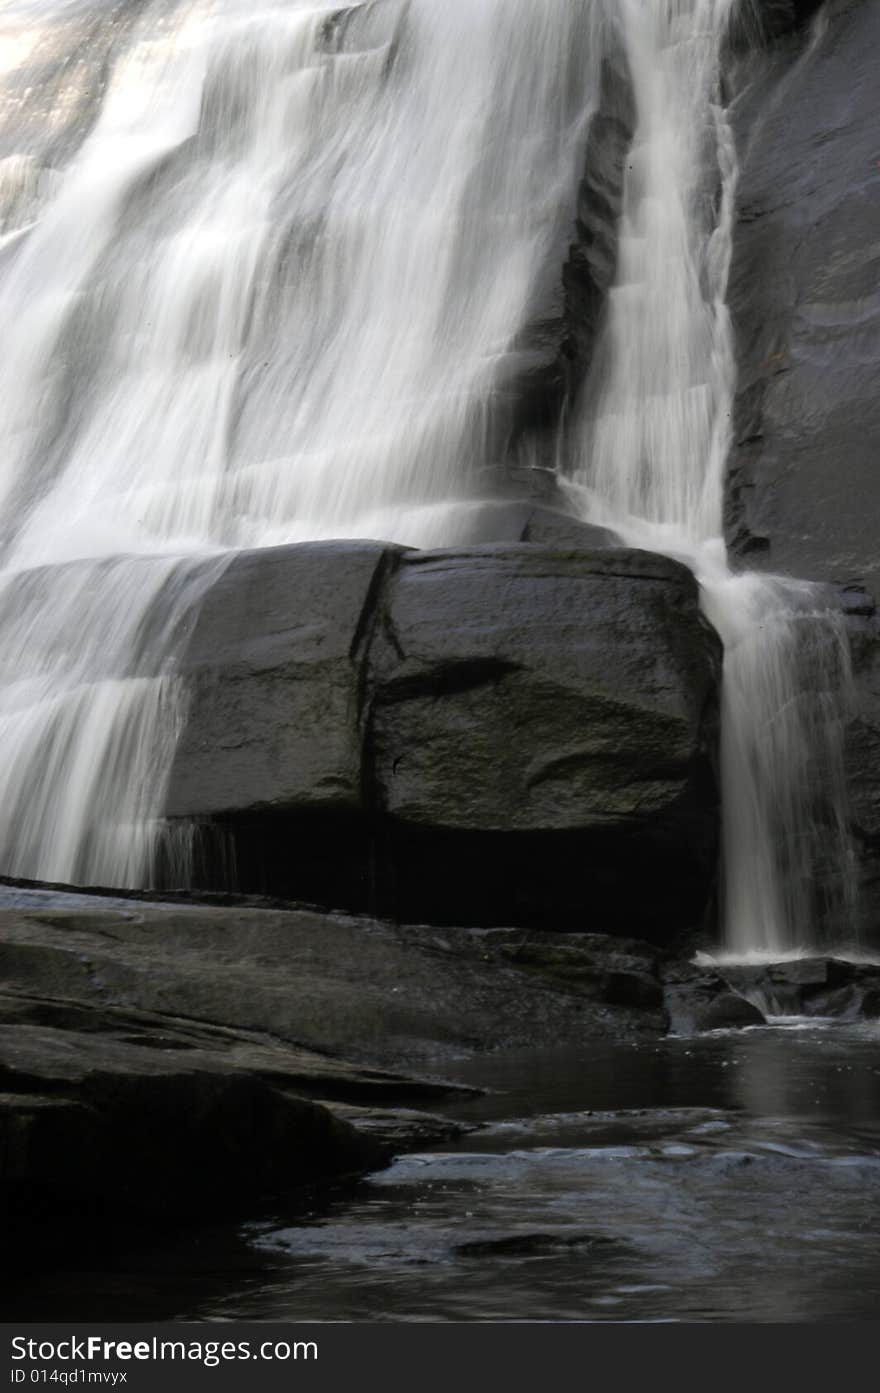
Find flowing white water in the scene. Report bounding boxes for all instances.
[0,0,607,886]
[0,0,858,954]
[569,0,857,955]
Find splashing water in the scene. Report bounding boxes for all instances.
[569,0,857,954]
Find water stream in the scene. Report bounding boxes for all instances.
[568,0,857,956]
[0,0,861,953]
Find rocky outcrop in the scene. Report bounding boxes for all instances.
[840,591,880,940]
[501,36,636,458]
[166,537,722,937]
[735,0,826,43]
[726,0,880,942]
[0,894,683,1227]
[1,1003,382,1225]
[558,43,636,409]
[720,957,880,1020]
[662,960,766,1035]
[727,0,880,592]
[166,541,396,821]
[370,547,720,932]
[0,902,670,1074]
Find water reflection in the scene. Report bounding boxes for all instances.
[6,1024,879,1322]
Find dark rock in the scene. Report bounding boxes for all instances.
[842,606,880,945]
[720,957,880,1020]
[0,1003,383,1225]
[663,964,765,1034]
[448,464,618,548]
[727,0,880,593]
[493,931,664,1012]
[726,0,880,945]
[492,38,635,461]
[166,541,401,820]
[0,904,669,1082]
[165,538,721,937]
[322,1103,475,1150]
[370,545,721,934]
[449,499,616,551]
[731,0,826,44]
[560,46,636,406]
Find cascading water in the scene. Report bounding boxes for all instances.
[0,0,858,956]
[569,0,858,957]
[0,0,605,886]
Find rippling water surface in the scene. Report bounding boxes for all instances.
[8,1022,880,1323]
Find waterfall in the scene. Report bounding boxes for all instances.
[569,0,858,957]
[0,0,604,886]
[0,0,859,956]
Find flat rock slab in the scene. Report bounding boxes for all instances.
[0,898,675,1226]
[0,903,669,1076]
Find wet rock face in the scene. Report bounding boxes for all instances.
[840,594,880,943]
[743,0,826,40]
[165,541,397,820]
[662,961,766,1035]
[559,46,636,407]
[370,547,720,932]
[0,998,384,1225]
[720,958,880,1020]
[502,38,635,459]
[0,899,679,1229]
[167,537,721,938]
[727,0,880,593]
[726,1,880,946]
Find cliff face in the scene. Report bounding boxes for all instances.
[726,0,880,939]
[162,0,880,944]
[727,0,880,592]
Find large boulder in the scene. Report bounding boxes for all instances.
[164,541,402,907]
[165,539,721,936]
[727,0,880,593]
[368,546,720,934]
[166,541,399,819]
